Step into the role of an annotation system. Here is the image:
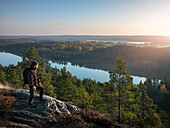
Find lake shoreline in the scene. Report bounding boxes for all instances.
[0,52,147,84]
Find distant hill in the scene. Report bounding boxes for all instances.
[0,38,169,79]
[0,35,170,45]
[70,45,170,78]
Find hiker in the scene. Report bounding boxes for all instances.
[27,60,45,106]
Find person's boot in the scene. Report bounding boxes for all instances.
[28,98,36,107]
[40,91,46,102]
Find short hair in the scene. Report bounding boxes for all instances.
[30,60,38,69]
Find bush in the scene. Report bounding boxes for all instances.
[50,113,85,128]
[0,90,16,97]
[49,109,115,128]
[0,90,16,113]
[80,109,115,128]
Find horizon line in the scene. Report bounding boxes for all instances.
[0,34,170,37]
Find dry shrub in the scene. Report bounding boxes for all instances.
[0,90,16,113]
[0,90,16,97]
[67,101,77,106]
[50,113,85,128]
[80,109,115,128]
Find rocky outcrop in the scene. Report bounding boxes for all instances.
[1,89,78,127]
[0,88,119,128]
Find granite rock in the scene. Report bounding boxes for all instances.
[4,89,79,127]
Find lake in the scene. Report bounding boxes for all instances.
[0,52,146,84]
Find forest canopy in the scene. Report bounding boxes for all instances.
[0,39,170,78]
[0,46,170,127]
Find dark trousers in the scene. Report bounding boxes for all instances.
[29,85,44,104]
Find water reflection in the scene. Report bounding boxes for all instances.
[49,61,146,84]
[49,61,110,83]
[0,52,146,84]
[0,52,22,66]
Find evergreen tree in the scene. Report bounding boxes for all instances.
[101,81,117,119]
[54,67,78,101]
[0,70,6,85]
[122,84,139,126]
[25,46,54,95]
[138,80,146,90]
[82,78,102,110]
[26,46,39,60]
[77,85,92,110]
[0,45,165,127]
[109,56,133,123]
[137,89,161,127]
[6,65,21,88]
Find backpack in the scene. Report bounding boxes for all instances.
[23,67,31,86]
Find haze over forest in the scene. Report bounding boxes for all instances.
[0,36,170,79]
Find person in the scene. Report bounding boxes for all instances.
[27,60,45,106]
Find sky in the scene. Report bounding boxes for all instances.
[0,0,170,35]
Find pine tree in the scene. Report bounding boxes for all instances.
[109,56,133,123]
[78,85,92,110]
[26,46,39,60]
[55,67,78,101]
[0,70,6,85]
[137,89,161,127]
[101,81,117,119]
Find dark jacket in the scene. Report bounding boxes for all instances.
[27,69,41,87]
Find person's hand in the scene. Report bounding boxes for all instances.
[33,86,36,90]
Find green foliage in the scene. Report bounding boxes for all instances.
[100,82,117,119]
[138,77,170,127]
[82,78,102,110]
[109,56,133,123]
[1,39,170,79]
[136,89,162,127]
[77,85,92,109]
[159,110,170,128]
[100,56,162,127]
[53,67,79,101]
[44,84,55,98]
[0,46,166,128]
[0,70,6,84]
[26,46,39,60]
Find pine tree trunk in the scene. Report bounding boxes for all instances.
[118,74,121,123]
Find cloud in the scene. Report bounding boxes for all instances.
[118,16,123,19]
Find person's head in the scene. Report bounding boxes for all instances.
[30,60,38,69]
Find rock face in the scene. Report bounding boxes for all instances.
[4,89,78,127]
